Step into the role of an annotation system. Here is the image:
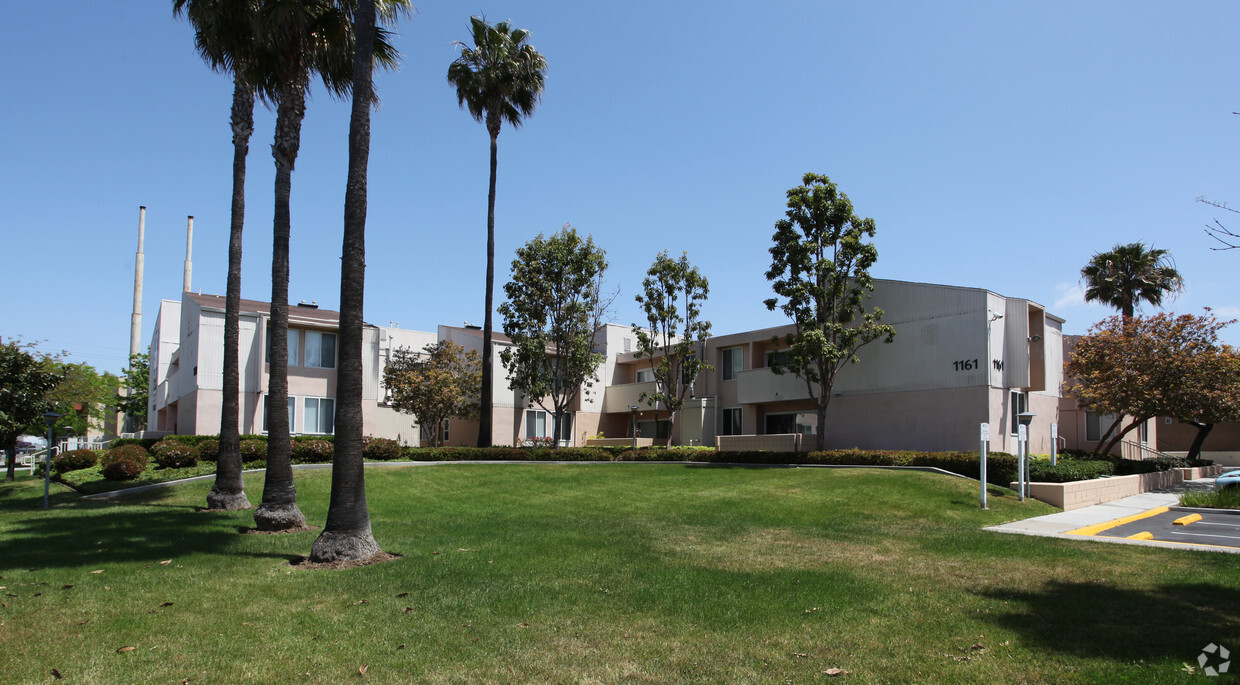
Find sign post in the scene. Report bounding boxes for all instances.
[1017,423,1028,502]
[979,423,990,510]
[1050,422,1059,466]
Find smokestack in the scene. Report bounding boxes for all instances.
[129,206,146,359]
[183,215,194,293]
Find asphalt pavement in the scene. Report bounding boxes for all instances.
[986,478,1240,554]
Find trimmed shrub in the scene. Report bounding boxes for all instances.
[196,439,220,462]
[151,440,200,469]
[1029,458,1114,483]
[239,439,267,463]
[362,437,402,461]
[102,444,150,469]
[102,458,145,481]
[52,449,99,475]
[292,439,334,463]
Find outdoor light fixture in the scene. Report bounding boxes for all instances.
[41,412,60,510]
[629,406,639,449]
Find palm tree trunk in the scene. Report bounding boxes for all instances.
[311,0,381,562]
[254,82,307,532]
[208,75,255,511]
[476,130,499,447]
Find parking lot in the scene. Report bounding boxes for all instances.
[1092,508,1240,550]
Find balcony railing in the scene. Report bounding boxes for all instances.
[602,381,666,413]
[736,368,811,405]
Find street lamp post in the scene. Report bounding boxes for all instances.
[42,412,60,510]
[629,406,639,449]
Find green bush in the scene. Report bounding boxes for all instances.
[196,439,220,462]
[239,439,267,463]
[362,437,402,461]
[1028,458,1115,483]
[292,439,333,463]
[102,458,145,481]
[102,444,150,469]
[151,440,200,469]
[52,449,99,475]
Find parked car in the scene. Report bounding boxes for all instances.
[1217,470,1240,491]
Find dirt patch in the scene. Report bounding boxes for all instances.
[288,551,402,571]
[240,525,320,535]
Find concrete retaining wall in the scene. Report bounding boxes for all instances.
[716,434,803,452]
[1015,465,1227,510]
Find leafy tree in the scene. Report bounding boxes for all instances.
[1066,311,1240,457]
[1,341,61,482]
[383,342,482,447]
[43,362,120,438]
[116,353,149,433]
[256,0,406,533]
[448,16,547,447]
[1080,242,1184,319]
[175,0,266,512]
[499,226,610,447]
[310,0,408,562]
[631,251,711,445]
[764,173,896,452]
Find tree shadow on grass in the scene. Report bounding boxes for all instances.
[0,485,285,571]
[975,580,1240,663]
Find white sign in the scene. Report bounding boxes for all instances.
[980,423,990,441]
[1050,422,1058,440]
[1018,424,1027,441]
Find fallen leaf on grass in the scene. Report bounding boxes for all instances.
[518,622,530,627]
[401,607,414,613]
[90,570,103,574]
[458,548,474,552]
[116,646,135,653]
[396,644,406,650]
[62,585,73,590]
[78,619,90,626]
[33,593,42,597]
[159,560,171,565]
[793,652,808,658]
[824,668,849,676]
[51,669,62,679]
[160,602,173,607]
[354,600,369,605]
[358,664,368,676]
[395,592,408,598]
[5,593,16,597]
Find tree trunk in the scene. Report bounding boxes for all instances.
[254,79,307,532]
[1099,416,1149,457]
[1186,421,1214,462]
[476,130,499,447]
[311,0,380,563]
[4,435,16,482]
[815,400,828,452]
[208,75,255,512]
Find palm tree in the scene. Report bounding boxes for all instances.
[1080,242,1185,318]
[309,0,407,562]
[174,0,265,512]
[447,17,547,447]
[254,0,406,533]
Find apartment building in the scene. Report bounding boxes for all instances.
[148,292,434,443]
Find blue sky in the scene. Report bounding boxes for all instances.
[4,1,1239,374]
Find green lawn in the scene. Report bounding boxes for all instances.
[1,464,1236,684]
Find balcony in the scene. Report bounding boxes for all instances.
[602,381,666,413]
[736,368,812,405]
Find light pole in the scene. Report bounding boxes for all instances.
[1017,411,1035,502]
[629,406,639,449]
[42,412,60,510]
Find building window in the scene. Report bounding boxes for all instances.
[637,419,670,439]
[420,419,449,444]
[305,331,336,369]
[303,397,335,434]
[526,410,572,442]
[765,349,792,369]
[635,367,654,384]
[1009,391,1027,435]
[764,412,814,435]
[722,347,743,381]
[262,395,297,433]
[721,407,742,435]
[265,327,299,365]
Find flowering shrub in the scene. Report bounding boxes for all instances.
[102,444,150,469]
[151,440,200,469]
[292,439,334,463]
[196,439,220,462]
[102,458,145,481]
[363,437,402,461]
[525,437,556,448]
[239,439,267,463]
[52,449,98,475]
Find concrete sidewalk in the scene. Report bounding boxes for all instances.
[986,478,1240,554]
